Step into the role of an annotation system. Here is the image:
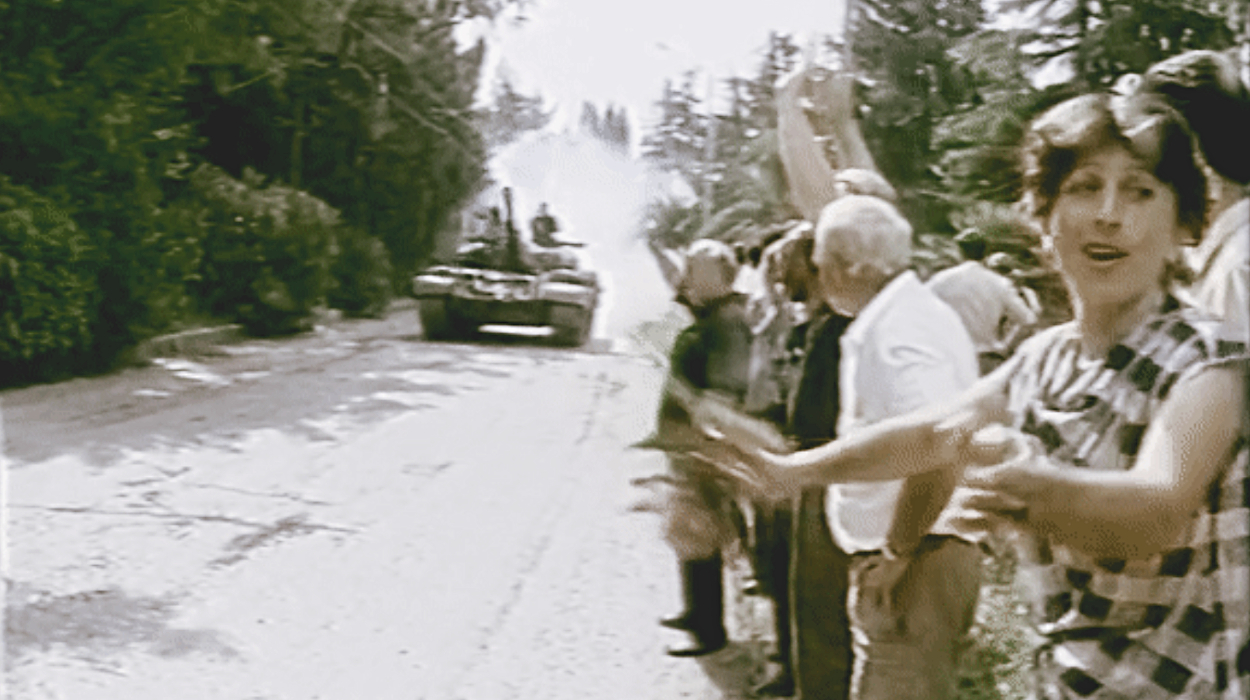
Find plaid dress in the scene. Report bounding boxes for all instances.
[1004,300,1249,700]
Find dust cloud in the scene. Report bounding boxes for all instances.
[484,131,682,347]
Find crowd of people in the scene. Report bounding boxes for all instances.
[640,47,1248,700]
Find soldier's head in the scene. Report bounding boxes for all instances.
[812,195,912,316]
[677,239,739,310]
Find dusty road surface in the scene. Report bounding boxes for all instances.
[2,306,774,700]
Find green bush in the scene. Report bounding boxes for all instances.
[186,166,338,336]
[329,227,393,318]
[0,179,94,384]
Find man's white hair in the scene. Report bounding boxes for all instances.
[813,195,912,276]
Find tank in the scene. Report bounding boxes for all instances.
[412,189,600,346]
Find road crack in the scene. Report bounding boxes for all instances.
[181,481,333,506]
[574,369,609,445]
[7,504,357,535]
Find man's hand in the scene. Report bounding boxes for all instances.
[775,64,809,104]
[684,435,801,504]
[850,552,912,635]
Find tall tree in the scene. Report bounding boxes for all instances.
[851,0,985,232]
[1000,0,1242,88]
[478,69,552,148]
[641,72,710,188]
[579,101,600,137]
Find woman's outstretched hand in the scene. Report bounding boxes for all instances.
[942,426,1047,549]
[684,394,800,501]
[692,440,801,503]
[962,428,1044,502]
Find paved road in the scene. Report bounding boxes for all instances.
[2,308,773,699]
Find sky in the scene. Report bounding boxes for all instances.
[460,0,854,134]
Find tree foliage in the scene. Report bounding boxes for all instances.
[850,0,985,232]
[578,101,631,154]
[478,69,552,148]
[640,33,802,248]
[1001,0,1242,89]
[0,178,94,383]
[0,0,517,378]
[640,0,1243,329]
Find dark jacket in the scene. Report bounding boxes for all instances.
[672,293,752,396]
[659,293,753,425]
[786,310,853,448]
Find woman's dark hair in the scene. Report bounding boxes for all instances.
[1020,92,1208,243]
[1142,50,1250,186]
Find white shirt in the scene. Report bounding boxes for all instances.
[827,271,979,554]
[926,261,1038,355]
[1183,198,1249,340]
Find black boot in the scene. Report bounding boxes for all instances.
[666,554,727,657]
[660,559,700,631]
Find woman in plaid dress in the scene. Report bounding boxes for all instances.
[698,89,1248,698]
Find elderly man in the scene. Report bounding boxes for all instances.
[761,63,905,700]
[651,239,754,658]
[797,195,981,700]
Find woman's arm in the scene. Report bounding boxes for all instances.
[968,363,1246,559]
[759,355,1017,490]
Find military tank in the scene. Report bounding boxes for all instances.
[412,189,600,346]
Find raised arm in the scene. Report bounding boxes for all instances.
[968,362,1247,559]
[807,72,878,176]
[776,68,839,222]
[776,69,880,223]
[647,240,684,291]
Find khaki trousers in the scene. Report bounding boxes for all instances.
[847,537,981,700]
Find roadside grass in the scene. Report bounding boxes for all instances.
[957,550,1037,700]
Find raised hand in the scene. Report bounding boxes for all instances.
[804,71,857,126]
